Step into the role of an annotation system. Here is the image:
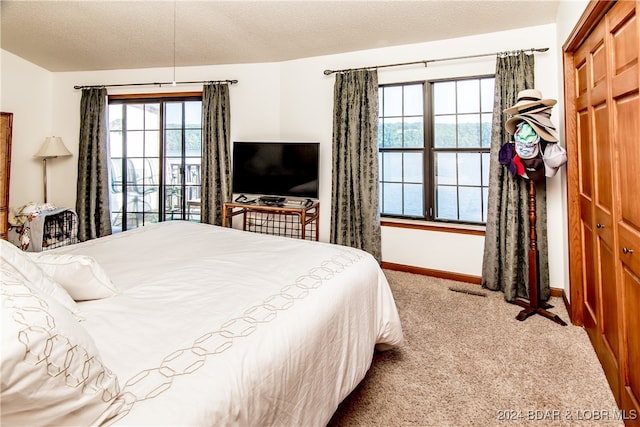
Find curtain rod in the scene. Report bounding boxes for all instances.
[73,79,238,90]
[323,47,549,76]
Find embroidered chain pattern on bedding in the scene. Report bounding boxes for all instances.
[0,266,120,402]
[105,248,366,424]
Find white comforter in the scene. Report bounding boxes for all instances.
[52,221,403,426]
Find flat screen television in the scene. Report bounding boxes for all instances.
[231,141,319,199]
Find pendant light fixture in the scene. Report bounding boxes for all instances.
[172,0,177,86]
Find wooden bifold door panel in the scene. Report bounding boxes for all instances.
[565,1,639,424]
[0,112,12,241]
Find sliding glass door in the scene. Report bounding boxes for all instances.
[108,96,202,232]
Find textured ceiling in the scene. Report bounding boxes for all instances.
[1,0,560,72]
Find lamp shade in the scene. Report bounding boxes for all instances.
[36,136,72,158]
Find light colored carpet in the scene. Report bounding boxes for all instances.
[328,270,622,426]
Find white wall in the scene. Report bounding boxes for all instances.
[553,1,590,301]
[2,20,587,287]
[1,50,54,204]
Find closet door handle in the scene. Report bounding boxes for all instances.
[622,247,634,255]
[596,223,604,229]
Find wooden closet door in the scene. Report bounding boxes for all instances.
[574,17,621,398]
[609,0,640,418]
[568,2,640,422]
[0,112,12,240]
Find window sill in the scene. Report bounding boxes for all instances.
[381,217,485,236]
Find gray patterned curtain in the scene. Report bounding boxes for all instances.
[482,52,550,301]
[201,83,231,225]
[76,87,112,241]
[330,70,381,262]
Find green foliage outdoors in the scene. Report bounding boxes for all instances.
[109,118,201,156]
[379,121,491,148]
[165,128,201,157]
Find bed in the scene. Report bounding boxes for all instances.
[1,220,403,426]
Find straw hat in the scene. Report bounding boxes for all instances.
[504,89,557,115]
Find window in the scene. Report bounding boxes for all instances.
[378,76,494,224]
[108,95,202,232]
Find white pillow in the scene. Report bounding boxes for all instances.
[1,263,120,425]
[0,239,80,317]
[29,253,118,301]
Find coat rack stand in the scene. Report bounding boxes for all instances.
[512,180,567,326]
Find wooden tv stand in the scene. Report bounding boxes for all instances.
[222,200,319,241]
